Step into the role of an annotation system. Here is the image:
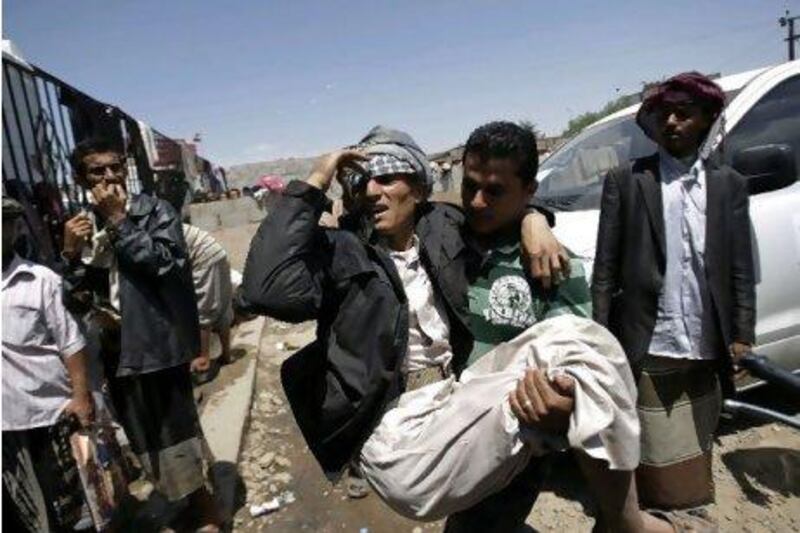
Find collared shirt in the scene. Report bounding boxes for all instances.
[648,149,715,360]
[388,237,454,373]
[79,197,133,313]
[466,238,592,365]
[2,255,86,431]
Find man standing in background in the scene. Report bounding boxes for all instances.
[2,197,95,531]
[592,72,756,525]
[183,221,235,379]
[61,138,221,531]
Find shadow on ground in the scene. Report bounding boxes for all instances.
[210,460,248,531]
[537,452,598,514]
[721,447,800,506]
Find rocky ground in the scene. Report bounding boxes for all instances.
[211,222,800,533]
[230,320,436,533]
[227,321,799,533]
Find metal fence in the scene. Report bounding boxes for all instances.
[2,52,207,267]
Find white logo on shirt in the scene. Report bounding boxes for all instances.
[484,275,536,328]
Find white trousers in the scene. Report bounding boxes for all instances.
[358,315,640,520]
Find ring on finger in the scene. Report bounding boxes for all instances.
[523,400,533,410]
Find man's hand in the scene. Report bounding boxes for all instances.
[520,212,570,290]
[63,212,93,260]
[64,392,95,428]
[92,182,127,225]
[92,307,121,330]
[730,341,752,380]
[729,341,751,364]
[509,369,575,434]
[307,150,368,193]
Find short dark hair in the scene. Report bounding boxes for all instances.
[463,121,539,185]
[70,137,123,177]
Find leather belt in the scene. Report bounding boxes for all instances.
[404,364,451,392]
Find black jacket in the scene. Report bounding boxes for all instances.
[238,180,472,478]
[63,193,200,376]
[592,154,756,393]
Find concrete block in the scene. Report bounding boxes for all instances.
[188,197,266,232]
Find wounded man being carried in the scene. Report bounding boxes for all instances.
[238,125,669,533]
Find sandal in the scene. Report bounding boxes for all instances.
[191,359,220,386]
[648,509,718,533]
[345,464,369,499]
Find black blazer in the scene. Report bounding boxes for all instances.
[238,181,472,479]
[62,194,200,376]
[592,153,756,392]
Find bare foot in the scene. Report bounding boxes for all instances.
[593,513,675,533]
[644,510,717,533]
[641,511,678,533]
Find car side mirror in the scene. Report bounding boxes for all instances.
[731,144,797,195]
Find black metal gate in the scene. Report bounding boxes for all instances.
[2,53,195,267]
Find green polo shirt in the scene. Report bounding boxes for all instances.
[466,242,592,365]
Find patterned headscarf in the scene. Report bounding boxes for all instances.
[636,71,726,141]
[346,126,436,196]
[365,154,417,178]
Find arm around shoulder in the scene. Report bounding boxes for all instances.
[526,197,556,228]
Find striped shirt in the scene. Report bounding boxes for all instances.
[2,256,86,431]
[466,243,592,365]
[182,223,228,270]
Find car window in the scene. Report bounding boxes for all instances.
[720,74,800,186]
[536,116,657,211]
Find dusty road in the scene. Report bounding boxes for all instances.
[213,221,800,533]
[232,320,439,533]
[230,320,800,533]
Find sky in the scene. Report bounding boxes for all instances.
[4,0,798,167]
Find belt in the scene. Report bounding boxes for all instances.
[404,364,451,392]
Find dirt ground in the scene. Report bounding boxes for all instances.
[228,321,799,533]
[232,320,437,533]
[213,222,800,533]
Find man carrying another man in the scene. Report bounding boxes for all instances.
[241,123,676,533]
[440,121,589,532]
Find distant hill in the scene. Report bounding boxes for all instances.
[225,131,564,197]
[226,156,318,190]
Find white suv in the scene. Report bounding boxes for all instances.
[536,60,800,384]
